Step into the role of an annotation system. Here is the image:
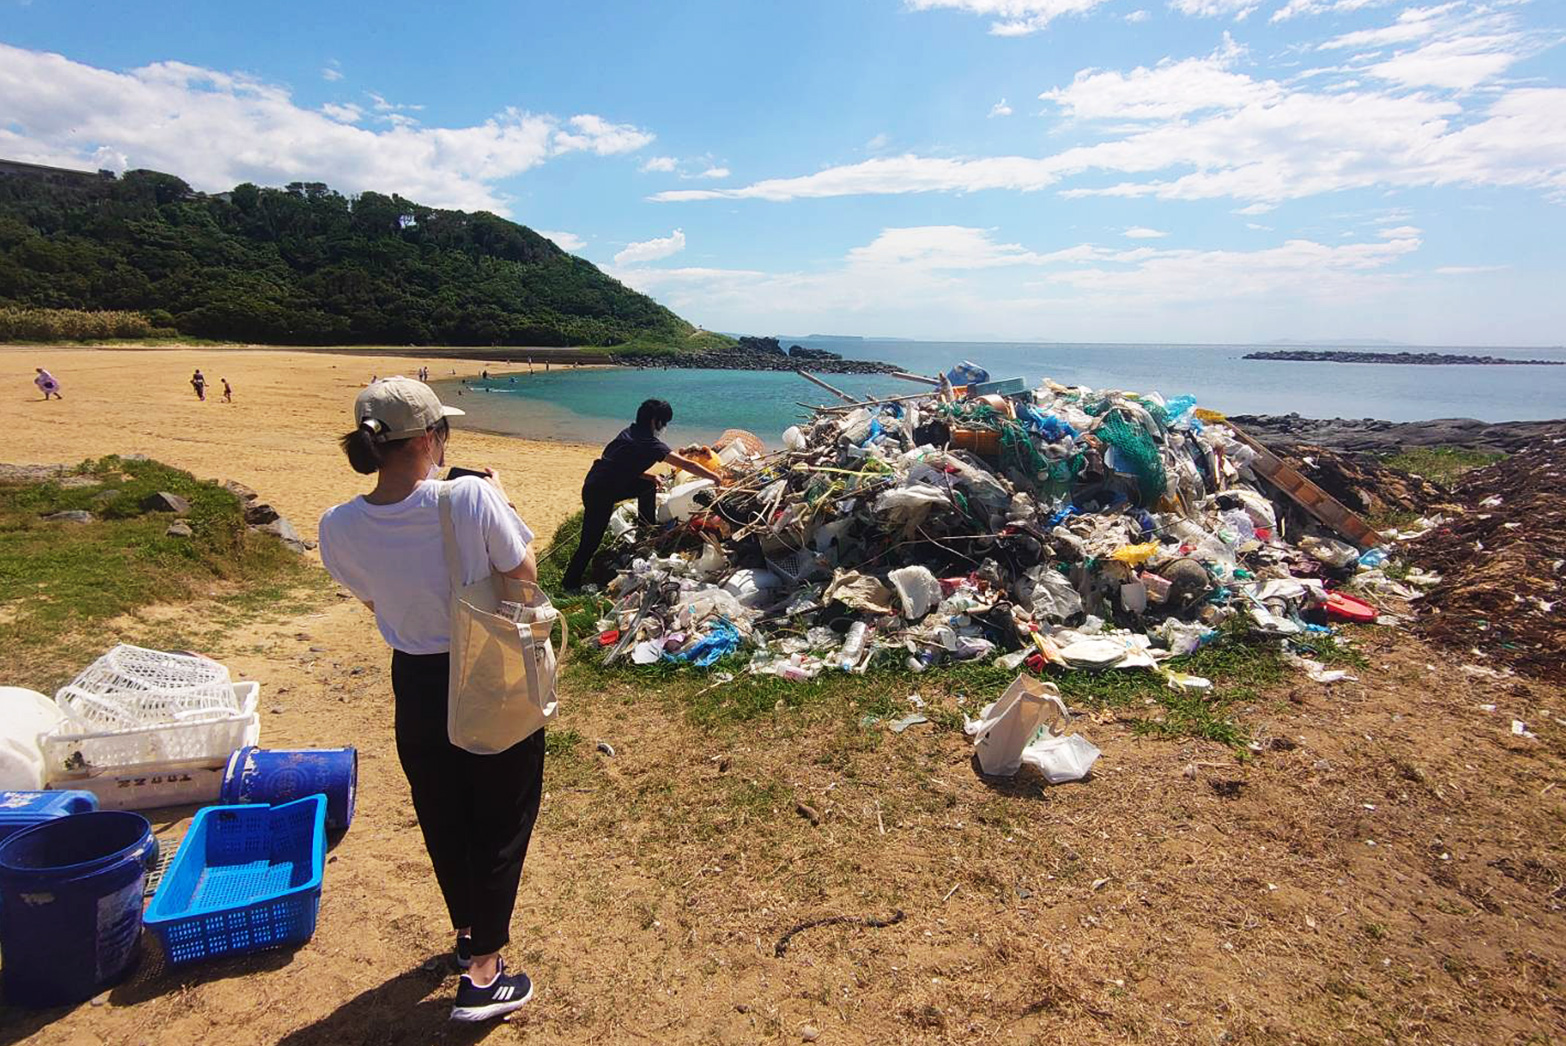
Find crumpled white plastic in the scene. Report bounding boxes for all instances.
[963,673,1101,782]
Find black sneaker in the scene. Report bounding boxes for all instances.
[451,961,533,1022]
[454,936,473,970]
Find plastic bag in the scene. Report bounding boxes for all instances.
[1019,566,1083,623]
[889,565,943,620]
[675,621,741,668]
[964,674,1101,782]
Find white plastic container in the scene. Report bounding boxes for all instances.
[0,687,67,790]
[657,480,715,522]
[781,426,807,451]
[41,681,260,781]
[55,644,237,730]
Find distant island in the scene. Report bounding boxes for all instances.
[1244,350,1563,366]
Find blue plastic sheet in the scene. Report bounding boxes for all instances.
[1020,407,1077,442]
[946,361,990,386]
[675,620,741,668]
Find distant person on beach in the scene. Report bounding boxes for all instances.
[561,398,723,591]
[33,367,62,400]
[318,377,543,1023]
[191,369,206,401]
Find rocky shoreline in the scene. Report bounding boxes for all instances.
[1230,413,1565,454]
[1243,349,1562,366]
[617,335,901,375]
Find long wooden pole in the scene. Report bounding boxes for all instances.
[793,369,859,404]
[888,371,941,387]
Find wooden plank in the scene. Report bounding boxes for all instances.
[1225,421,1381,547]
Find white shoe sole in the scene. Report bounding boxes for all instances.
[450,981,534,1023]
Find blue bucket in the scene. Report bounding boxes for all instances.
[220,747,357,831]
[0,810,158,1007]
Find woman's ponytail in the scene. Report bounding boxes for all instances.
[340,423,385,474]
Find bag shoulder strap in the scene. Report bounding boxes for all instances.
[437,483,464,590]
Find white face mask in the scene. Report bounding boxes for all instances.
[425,431,446,480]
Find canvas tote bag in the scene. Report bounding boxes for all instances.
[439,486,566,754]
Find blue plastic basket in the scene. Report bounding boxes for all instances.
[144,795,326,965]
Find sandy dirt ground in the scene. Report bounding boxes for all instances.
[6,345,600,544]
[3,346,1564,1045]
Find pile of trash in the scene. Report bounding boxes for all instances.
[586,366,1396,689]
[1411,440,1566,682]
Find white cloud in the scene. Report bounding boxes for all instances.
[536,230,586,252]
[1167,0,1258,20]
[1435,264,1508,274]
[989,98,1014,117]
[1125,9,1151,21]
[610,225,1425,337]
[653,10,1566,209]
[321,62,344,83]
[1235,202,1275,215]
[866,132,891,150]
[696,166,730,179]
[905,0,1117,35]
[1124,226,1168,238]
[1042,34,1274,121]
[0,44,656,215]
[1246,221,1273,229]
[1271,0,1384,22]
[552,114,655,155]
[640,155,679,173]
[320,102,362,124]
[613,228,686,265]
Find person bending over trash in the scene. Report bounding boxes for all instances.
[317,376,544,1023]
[562,398,722,591]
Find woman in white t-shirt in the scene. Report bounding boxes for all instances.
[317,376,541,1023]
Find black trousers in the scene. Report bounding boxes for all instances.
[561,476,657,589]
[391,650,545,956]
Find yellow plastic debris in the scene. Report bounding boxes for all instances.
[1108,542,1159,566]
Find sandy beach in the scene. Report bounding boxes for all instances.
[7,345,600,544]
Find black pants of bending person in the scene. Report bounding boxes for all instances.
[561,476,656,590]
[391,650,545,956]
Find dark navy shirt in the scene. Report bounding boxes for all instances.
[585,424,669,491]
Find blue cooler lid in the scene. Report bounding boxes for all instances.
[0,790,99,842]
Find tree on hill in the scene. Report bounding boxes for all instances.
[0,168,717,348]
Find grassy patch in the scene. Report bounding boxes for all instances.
[1380,446,1504,487]
[0,455,319,691]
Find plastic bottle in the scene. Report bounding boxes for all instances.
[838,622,869,669]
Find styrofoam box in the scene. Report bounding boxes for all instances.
[48,757,233,811]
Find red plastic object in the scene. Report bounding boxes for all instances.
[1254,527,1272,542]
[1325,591,1376,623]
[597,630,621,646]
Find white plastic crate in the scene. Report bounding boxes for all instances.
[55,644,236,730]
[40,682,259,779]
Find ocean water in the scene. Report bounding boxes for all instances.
[438,340,1566,448]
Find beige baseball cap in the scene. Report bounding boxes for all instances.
[353,376,465,441]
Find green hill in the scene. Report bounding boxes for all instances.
[0,167,726,349]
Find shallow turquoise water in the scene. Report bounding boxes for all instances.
[438,339,1566,449]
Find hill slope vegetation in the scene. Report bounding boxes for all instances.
[0,168,718,348]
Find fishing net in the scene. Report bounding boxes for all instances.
[1097,411,1168,507]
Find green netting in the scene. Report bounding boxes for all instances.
[1097,411,1167,506]
[1040,452,1085,501]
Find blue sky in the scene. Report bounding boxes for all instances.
[2,0,1564,345]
